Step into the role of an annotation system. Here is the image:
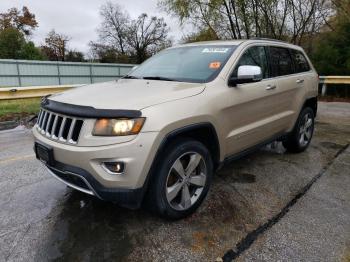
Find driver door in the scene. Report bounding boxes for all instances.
[223,45,281,156]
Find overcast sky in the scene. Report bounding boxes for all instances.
[0,0,188,54]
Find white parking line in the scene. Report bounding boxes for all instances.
[0,154,35,164]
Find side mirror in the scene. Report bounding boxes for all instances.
[228,65,263,87]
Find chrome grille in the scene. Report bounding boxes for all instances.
[36,109,84,144]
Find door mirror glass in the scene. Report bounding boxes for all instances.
[228,65,263,87]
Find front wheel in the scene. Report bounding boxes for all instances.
[148,138,213,220]
[283,107,315,153]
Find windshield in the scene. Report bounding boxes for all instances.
[127,45,237,83]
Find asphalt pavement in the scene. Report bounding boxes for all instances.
[0,102,349,261]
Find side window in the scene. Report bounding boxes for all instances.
[231,46,269,79]
[269,47,294,77]
[290,49,310,73]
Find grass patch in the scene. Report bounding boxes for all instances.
[0,98,41,121]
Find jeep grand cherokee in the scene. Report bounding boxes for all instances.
[33,39,318,219]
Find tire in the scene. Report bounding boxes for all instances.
[147,138,213,220]
[283,107,315,153]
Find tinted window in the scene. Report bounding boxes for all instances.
[269,47,294,77]
[290,49,310,73]
[129,45,237,83]
[231,46,269,79]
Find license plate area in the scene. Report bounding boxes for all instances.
[35,142,54,166]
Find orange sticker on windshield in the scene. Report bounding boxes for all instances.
[209,61,221,69]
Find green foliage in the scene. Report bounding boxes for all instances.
[0,28,45,60]
[65,50,85,62]
[20,41,45,60]
[0,27,25,59]
[99,50,119,63]
[0,7,48,61]
[182,28,219,43]
[312,17,350,75]
[158,0,191,23]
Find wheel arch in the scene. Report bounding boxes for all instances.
[142,122,221,206]
[302,96,318,117]
[160,122,221,170]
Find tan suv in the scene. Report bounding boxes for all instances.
[33,39,318,219]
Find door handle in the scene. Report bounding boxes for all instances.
[296,79,304,84]
[266,85,276,90]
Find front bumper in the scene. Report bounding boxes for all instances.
[33,127,162,202]
[45,160,144,209]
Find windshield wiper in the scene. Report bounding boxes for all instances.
[123,75,140,79]
[142,76,176,82]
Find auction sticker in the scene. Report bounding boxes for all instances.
[209,61,221,69]
[202,48,229,53]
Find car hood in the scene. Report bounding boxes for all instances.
[49,79,205,110]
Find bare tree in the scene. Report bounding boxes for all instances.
[98,2,129,54]
[92,3,171,63]
[41,30,70,61]
[160,0,333,46]
[127,14,171,63]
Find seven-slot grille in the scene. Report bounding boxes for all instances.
[36,109,84,144]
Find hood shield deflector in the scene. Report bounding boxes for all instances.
[41,99,142,119]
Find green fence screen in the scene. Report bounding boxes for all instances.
[0,59,135,87]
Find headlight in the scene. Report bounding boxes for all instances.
[92,118,145,136]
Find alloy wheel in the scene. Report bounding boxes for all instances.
[165,152,207,211]
[299,113,313,147]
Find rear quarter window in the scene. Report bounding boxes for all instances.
[290,49,311,73]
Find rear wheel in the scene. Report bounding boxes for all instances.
[283,107,315,153]
[148,138,213,220]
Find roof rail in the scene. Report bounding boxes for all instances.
[248,37,288,44]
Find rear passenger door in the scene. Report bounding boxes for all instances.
[288,49,314,127]
[267,46,302,132]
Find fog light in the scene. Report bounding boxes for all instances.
[103,162,125,174]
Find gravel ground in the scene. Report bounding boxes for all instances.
[0,102,349,261]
